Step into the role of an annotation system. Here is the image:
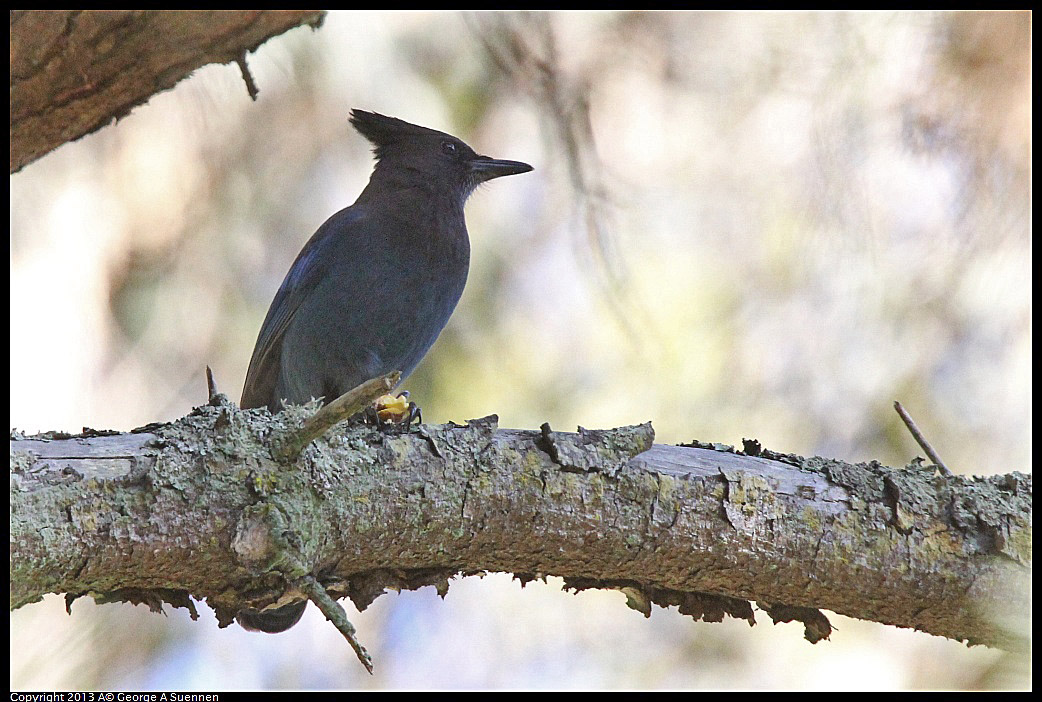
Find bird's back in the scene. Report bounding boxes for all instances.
[241,195,469,411]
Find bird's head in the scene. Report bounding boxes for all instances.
[349,109,532,201]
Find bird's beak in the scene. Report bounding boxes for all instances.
[469,156,533,181]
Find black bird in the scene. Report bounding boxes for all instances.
[236,109,532,633]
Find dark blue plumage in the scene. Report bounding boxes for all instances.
[236,110,531,632]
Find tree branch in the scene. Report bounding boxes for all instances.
[10,399,1030,656]
[273,371,400,463]
[10,9,326,173]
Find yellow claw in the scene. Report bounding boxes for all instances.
[374,393,411,423]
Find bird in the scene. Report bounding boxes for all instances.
[235,109,533,633]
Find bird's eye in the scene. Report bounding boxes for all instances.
[441,141,458,156]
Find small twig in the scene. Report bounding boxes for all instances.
[236,51,259,101]
[296,575,373,674]
[275,371,401,462]
[247,514,371,669]
[894,401,953,477]
[205,366,219,402]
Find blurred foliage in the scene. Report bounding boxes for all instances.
[10,10,1029,690]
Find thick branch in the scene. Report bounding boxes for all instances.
[9,400,1030,652]
[10,10,325,173]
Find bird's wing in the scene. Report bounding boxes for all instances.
[240,208,361,410]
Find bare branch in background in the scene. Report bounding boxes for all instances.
[468,12,651,348]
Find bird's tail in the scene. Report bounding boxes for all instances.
[236,600,308,633]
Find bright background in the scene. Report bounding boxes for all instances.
[10,10,1030,690]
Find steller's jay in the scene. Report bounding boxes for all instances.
[236,109,532,632]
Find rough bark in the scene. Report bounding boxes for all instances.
[9,395,1030,652]
[9,9,325,173]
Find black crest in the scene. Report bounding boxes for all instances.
[349,109,453,160]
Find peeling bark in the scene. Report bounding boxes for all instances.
[9,396,1030,652]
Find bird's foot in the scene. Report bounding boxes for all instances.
[367,391,422,432]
